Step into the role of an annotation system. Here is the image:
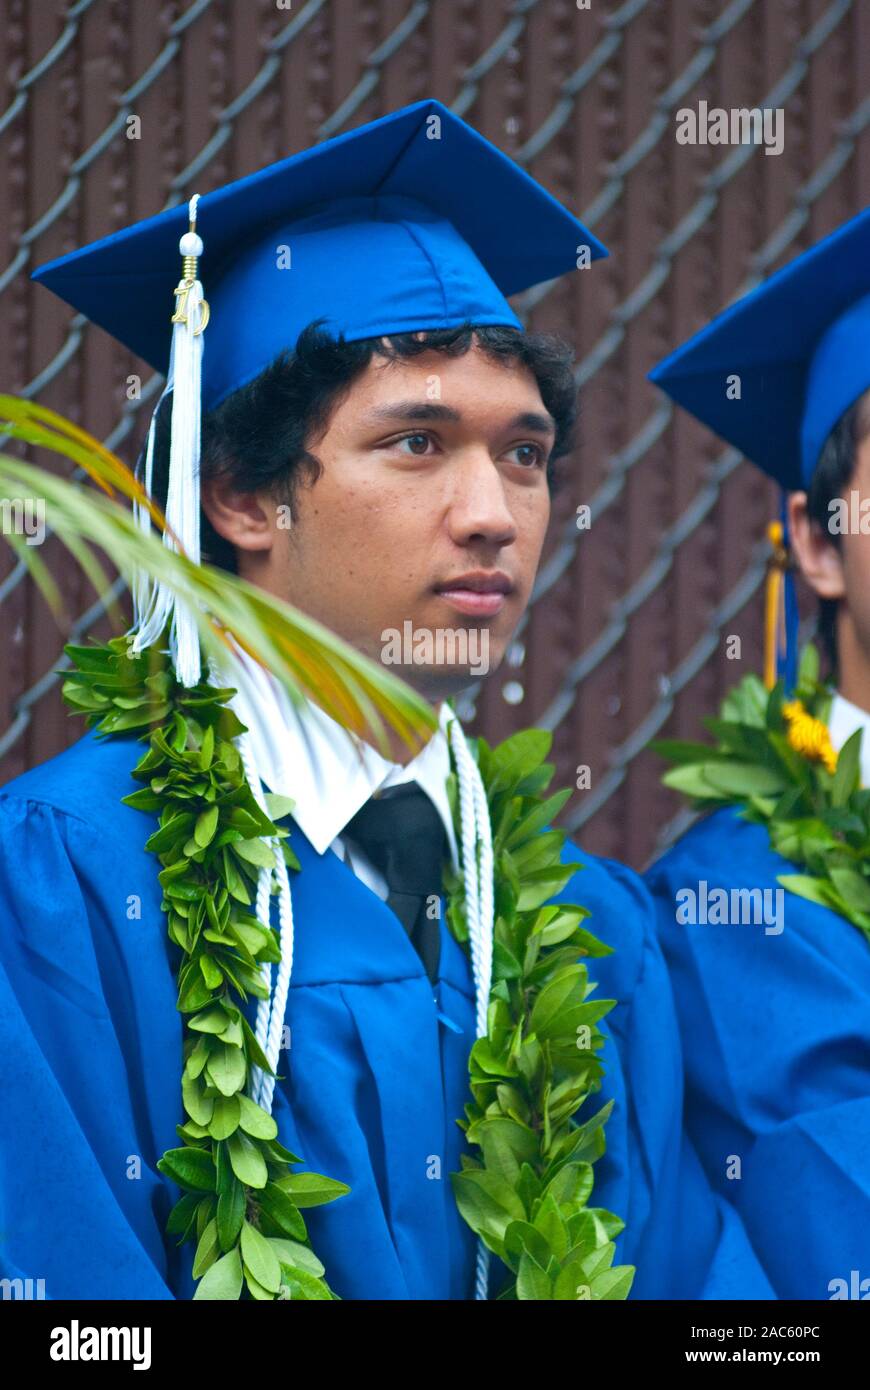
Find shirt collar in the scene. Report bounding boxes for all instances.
[223,646,461,870]
[828,690,870,788]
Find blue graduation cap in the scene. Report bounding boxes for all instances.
[32,98,607,414]
[649,205,870,687]
[31,98,606,686]
[648,205,870,492]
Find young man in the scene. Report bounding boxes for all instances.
[645,206,870,1300]
[0,100,771,1301]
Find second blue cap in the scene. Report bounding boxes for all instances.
[649,205,870,491]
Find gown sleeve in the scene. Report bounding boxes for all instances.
[556,844,775,1300]
[0,793,178,1299]
[645,806,870,1299]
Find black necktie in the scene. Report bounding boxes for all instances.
[343,782,448,984]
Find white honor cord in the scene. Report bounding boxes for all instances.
[210,656,295,1111]
[236,728,295,1115]
[229,695,495,1300]
[447,715,495,1302]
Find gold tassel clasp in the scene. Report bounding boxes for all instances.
[171,208,210,334]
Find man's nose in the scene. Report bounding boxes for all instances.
[444,451,519,546]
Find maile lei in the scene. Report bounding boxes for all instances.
[657,643,870,946]
[62,635,634,1300]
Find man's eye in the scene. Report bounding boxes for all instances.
[510,443,547,468]
[395,432,432,455]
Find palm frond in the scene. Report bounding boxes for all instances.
[0,412,439,759]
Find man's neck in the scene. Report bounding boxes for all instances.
[833,616,870,717]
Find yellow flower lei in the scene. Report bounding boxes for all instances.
[656,645,870,945]
[782,699,838,775]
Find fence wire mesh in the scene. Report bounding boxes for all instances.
[1,0,868,868]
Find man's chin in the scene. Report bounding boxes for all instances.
[377,613,515,675]
[381,659,502,702]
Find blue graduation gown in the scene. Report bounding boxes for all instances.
[646,805,870,1299]
[0,732,773,1299]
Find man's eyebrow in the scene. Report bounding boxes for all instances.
[364,401,462,424]
[509,410,556,437]
[364,401,556,434]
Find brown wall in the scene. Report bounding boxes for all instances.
[2,0,869,869]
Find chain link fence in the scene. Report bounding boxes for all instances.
[2,0,868,868]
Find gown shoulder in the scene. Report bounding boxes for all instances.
[558,829,775,1299]
[645,805,870,1297]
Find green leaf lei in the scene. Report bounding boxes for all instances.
[62,636,633,1300]
[656,643,870,945]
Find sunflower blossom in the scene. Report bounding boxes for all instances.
[782,699,838,775]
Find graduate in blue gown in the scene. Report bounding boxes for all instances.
[645,205,870,1300]
[0,728,772,1299]
[0,98,773,1301]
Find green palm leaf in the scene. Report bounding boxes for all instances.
[0,397,438,758]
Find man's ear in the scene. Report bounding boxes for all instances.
[201,472,276,554]
[787,490,846,601]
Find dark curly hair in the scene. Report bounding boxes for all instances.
[805,386,870,675]
[143,319,579,573]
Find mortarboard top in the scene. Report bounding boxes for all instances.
[649,205,870,491]
[31,98,607,413]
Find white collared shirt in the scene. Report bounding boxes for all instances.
[222,648,460,902]
[828,691,870,787]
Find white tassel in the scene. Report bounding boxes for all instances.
[129,194,209,688]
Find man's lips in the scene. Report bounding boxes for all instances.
[435,589,506,616]
[432,572,514,617]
